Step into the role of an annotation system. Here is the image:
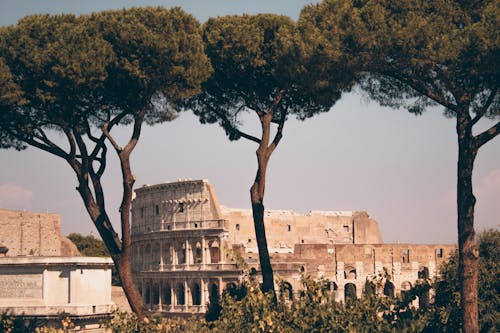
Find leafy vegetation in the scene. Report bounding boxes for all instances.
[4,229,498,332]
[0,7,211,318]
[300,1,499,330]
[67,233,110,257]
[186,13,354,294]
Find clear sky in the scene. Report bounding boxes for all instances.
[0,0,498,244]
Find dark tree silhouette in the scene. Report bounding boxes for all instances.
[0,8,211,319]
[301,1,499,331]
[186,14,354,294]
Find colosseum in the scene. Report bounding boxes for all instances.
[130,179,455,316]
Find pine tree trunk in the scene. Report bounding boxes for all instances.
[250,188,275,293]
[115,254,148,319]
[456,114,479,333]
[250,143,275,294]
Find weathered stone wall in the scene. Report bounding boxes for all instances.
[223,208,383,252]
[0,209,79,256]
[130,179,456,316]
[132,179,222,235]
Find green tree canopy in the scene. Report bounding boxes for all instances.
[67,232,110,257]
[187,14,353,294]
[0,7,211,319]
[300,1,499,331]
[428,229,500,333]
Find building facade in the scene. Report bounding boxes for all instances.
[130,179,455,316]
[0,209,79,256]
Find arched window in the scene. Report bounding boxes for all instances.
[145,244,151,269]
[162,242,171,265]
[145,283,151,305]
[344,266,357,280]
[210,240,220,264]
[344,283,357,302]
[153,283,160,305]
[383,281,395,298]
[209,283,219,302]
[176,283,185,305]
[192,283,201,305]
[162,283,171,305]
[194,242,203,264]
[177,243,186,265]
[152,242,160,267]
[280,281,293,301]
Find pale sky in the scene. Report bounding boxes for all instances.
[0,0,498,244]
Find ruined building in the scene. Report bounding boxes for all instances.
[130,179,455,316]
[0,209,79,256]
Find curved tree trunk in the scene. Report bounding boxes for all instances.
[250,160,275,294]
[456,113,479,333]
[114,253,147,319]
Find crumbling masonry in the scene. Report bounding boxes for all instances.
[130,179,455,316]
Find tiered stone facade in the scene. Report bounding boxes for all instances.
[131,179,455,316]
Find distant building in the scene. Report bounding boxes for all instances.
[130,179,455,316]
[0,209,79,256]
[0,209,115,331]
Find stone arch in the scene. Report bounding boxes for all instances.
[383,281,395,298]
[176,242,186,265]
[209,282,219,301]
[344,266,357,280]
[191,282,202,306]
[194,241,203,264]
[162,242,171,265]
[162,282,171,305]
[145,282,151,305]
[144,244,151,269]
[153,283,160,305]
[344,283,357,302]
[176,283,185,305]
[280,281,293,301]
[152,242,160,267]
[209,240,220,264]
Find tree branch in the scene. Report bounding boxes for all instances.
[385,71,458,112]
[216,107,262,144]
[474,120,500,149]
[470,87,498,127]
[267,92,285,156]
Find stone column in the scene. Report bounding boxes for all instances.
[171,280,176,307]
[184,280,189,310]
[205,239,211,265]
[218,277,223,297]
[201,237,206,266]
[158,282,163,311]
[159,241,164,271]
[185,239,191,266]
[171,244,177,270]
[201,278,207,308]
